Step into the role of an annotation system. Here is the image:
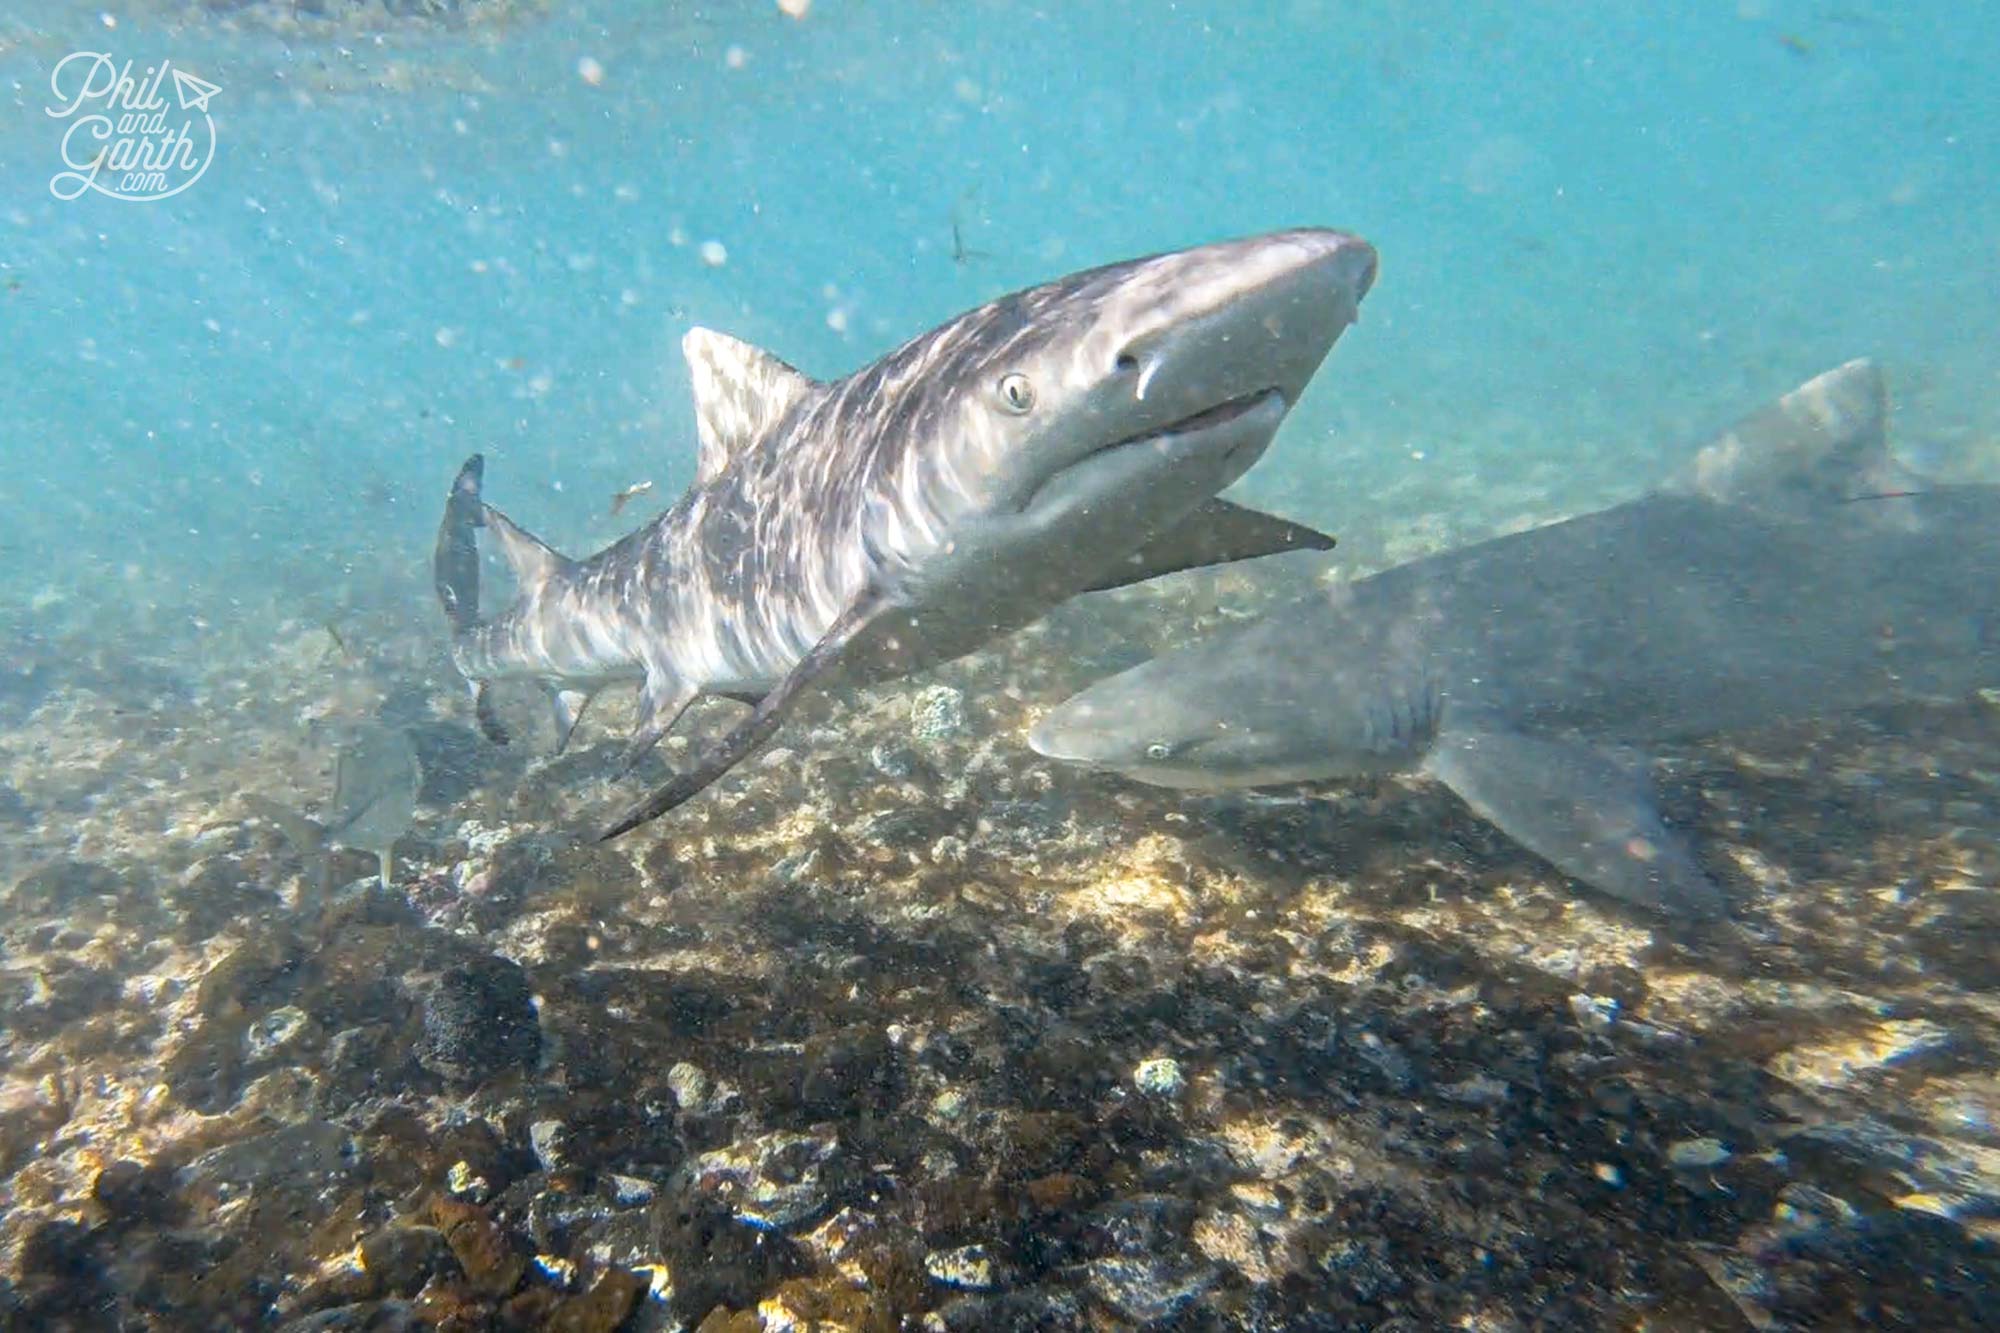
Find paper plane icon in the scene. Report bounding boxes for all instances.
[171,67,220,113]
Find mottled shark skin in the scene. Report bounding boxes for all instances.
[432,229,1379,838]
[1030,361,2000,915]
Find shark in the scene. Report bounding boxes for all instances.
[1028,361,2000,915]
[432,228,1379,838]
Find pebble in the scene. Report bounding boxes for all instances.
[1667,1137,1732,1169]
[529,1119,568,1174]
[688,1128,842,1230]
[1133,1057,1185,1097]
[925,1244,999,1291]
[909,685,966,740]
[1569,994,1620,1031]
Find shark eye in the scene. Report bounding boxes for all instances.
[1145,741,1174,761]
[995,372,1036,414]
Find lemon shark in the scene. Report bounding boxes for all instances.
[1029,361,2000,915]
[432,229,1379,837]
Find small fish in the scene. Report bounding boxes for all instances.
[609,480,655,516]
[247,724,420,893]
[1776,33,1812,57]
[1837,489,1923,503]
[323,620,353,659]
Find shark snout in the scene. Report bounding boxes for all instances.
[1113,229,1376,424]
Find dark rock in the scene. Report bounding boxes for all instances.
[357,1225,452,1298]
[318,1023,412,1113]
[93,1158,181,1228]
[11,1219,107,1315]
[650,1193,804,1324]
[798,1024,903,1118]
[415,954,540,1086]
[544,1266,647,1332]
[0,958,121,1039]
[168,855,282,944]
[1080,1196,1217,1324]
[430,1195,526,1298]
[181,1119,357,1206]
[7,858,123,915]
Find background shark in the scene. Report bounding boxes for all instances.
[1029,361,2000,915]
[433,228,1379,837]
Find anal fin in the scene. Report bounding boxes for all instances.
[1421,726,1724,917]
[1085,499,1335,594]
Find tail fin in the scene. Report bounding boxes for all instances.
[434,454,486,634]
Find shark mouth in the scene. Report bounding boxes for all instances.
[1149,387,1287,440]
[1017,388,1289,516]
[1047,387,1287,487]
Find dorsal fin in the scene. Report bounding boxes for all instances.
[482,504,573,588]
[683,327,817,485]
[1671,360,1916,510]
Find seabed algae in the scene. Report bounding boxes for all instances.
[1,570,1998,1329]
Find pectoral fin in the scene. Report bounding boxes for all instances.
[1421,727,1724,916]
[1084,499,1335,594]
[599,587,901,839]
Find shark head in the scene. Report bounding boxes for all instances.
[1027,608,1415,789]
[828,228,1376,579]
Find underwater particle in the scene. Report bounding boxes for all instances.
[576,56,605,86]
[909,684,966,740]
[925,1244,998,1291]
[1668,1138,1733,1170]
[435,326,459,349]
[725,45,748,70]
[778,0,811,17]
[1133,1057,1185,1097]
[699,240,729,268]
[244,1005,310,1061]
[415,955,541,1087]
[1594,1162,1624,1187]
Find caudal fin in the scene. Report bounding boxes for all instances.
[434,454,486,634]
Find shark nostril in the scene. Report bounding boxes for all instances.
[1114,352,1140,374]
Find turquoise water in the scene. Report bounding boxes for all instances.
[3,1,1995,644]
[2,3,1999,1328]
